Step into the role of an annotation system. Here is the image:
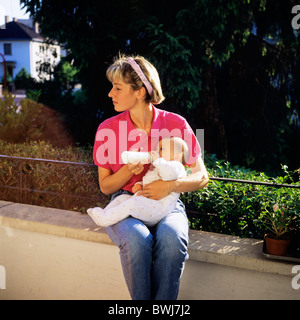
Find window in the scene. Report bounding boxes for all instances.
[4,43,12,55]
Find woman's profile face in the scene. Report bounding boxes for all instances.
[108,77,138,112]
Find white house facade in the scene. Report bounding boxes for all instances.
[0,17,61,82]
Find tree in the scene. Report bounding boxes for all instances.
[21,0,300,173]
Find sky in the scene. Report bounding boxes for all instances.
[0,0,30,26]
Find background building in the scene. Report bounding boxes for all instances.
[0,16,61,82]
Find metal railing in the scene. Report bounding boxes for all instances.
[210,176,300,189]
[0,154,298,210]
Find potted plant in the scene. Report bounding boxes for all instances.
[256,202,295,256]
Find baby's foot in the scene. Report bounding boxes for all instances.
[87,207,105,226]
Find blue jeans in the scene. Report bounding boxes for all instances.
[106,189,189,300]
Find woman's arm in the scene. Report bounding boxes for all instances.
[140,156,209,200]
[98,162,144,195]
[171,156,209,193]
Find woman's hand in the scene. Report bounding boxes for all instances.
[138,180,171,200]
[127,162,144,175]
[98,162,144,195]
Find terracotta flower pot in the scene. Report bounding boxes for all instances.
[265,234,291,256]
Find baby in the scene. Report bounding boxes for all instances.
[87,137,189,227]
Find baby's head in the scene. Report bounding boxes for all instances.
[156,137,189,164]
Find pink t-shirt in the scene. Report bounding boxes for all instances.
[93,106,201,192]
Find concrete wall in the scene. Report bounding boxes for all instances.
[0,201,299,300]
[0,226,129,300]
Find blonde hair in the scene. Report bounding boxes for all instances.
[106,54,165,105]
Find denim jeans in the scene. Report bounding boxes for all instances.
[106,189,189,300]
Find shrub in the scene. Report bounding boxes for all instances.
[0,93,103,213]
[14,68,36,91]
[0,92,74,148]
[0,92,45,143]
[0,140,109,212]
[181,155,300,239]
[26,89,42,102]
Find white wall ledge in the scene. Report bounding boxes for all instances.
[0,200,112,245]
[0,200,296,277]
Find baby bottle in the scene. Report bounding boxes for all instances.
[121,151,151,164]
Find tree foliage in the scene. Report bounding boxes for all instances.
[20,0,300,173]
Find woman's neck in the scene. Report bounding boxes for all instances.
[129,102,153,133]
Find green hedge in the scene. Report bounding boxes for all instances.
[181,155,300,239]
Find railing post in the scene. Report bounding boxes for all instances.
[19,159,23,203]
